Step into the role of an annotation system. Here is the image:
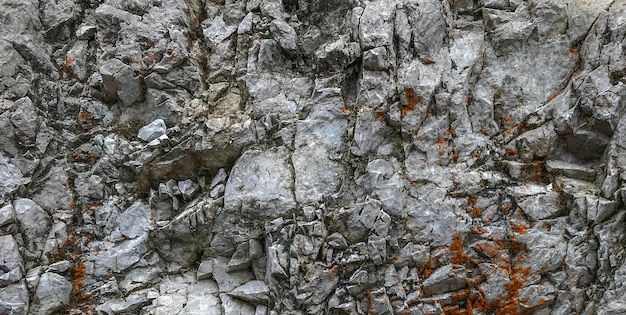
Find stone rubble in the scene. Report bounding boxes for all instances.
[1,0,626,314]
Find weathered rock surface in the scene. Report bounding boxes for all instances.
[2,0,626,314]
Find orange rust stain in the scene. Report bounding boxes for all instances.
[510,222,528,234]
[468,207,482,218]
[423,268,432,278]
[500,204,510,213]
[72,261,86,292]
[451,230,469,264]
[402,88,418,117]
[504,149,518,157]
[450,289,471,303]
[473,242,498,258]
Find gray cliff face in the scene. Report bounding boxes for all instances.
[1,0,626,314]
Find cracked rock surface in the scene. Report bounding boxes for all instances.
[2,0,626,314]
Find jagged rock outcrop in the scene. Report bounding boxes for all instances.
[2,0,626,314]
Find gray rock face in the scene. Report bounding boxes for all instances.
[422,265,468,296]
[137,119,167,142]
[224,147,296,217]
[10,97,39,139]
[99,58,142,106]
[117,201,152,239]
[0,281,29,315]
[32,166,72,211]
[228,280,269,304]
[0,235,23,286]
[0,156,30,200]
[12,198,49,257]
[270,19,297,55]
[3,0,626,313]
[35,272,72,314]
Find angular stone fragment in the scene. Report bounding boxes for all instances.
[546,160,597,182]
[516,190,561,221]
[0,235,22,273]
[10,96,38,138]
[197,260,214,280]
[0,281,29,315]
[0,39,24,78]
[75,24,96,39]
[46,261,71,273]
[95,235,149,272]
[0,267,22,286]
[65,40,89,81]
[516,228,567,273]
[35,272,72,314]
[255,39,286,73]
[270,19,297,54]
[421,265,467,296]
[518,282,556,310]
[366,288,393,315]
[351,109,394,156]
[513,122,558,162]
[229,280,270,304]
[227,242,251,272]
[0,157,29,200]
[359,1,396,49]
[99,58,142,106]
[32,166,72,210]
[117,201,151,239]
[315,37,361,72]
[119,266,162,293]
[137,119,167,142]
[259,0,283,19]
[203,16,237,48]
[13,198,50,255]
[178,179,198,200]
[181,281,221,314]
[74,174,104,200]
[211,257,255,292]
[41,0,76,31]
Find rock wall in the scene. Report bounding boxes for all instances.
[1,0,626,314]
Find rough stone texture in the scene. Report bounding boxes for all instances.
[2,0,626,314]
[138,119,167,142]
[0,281,29,315]
[223,147,296,217]
[34,272,72,314]
[99,58,142,106]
